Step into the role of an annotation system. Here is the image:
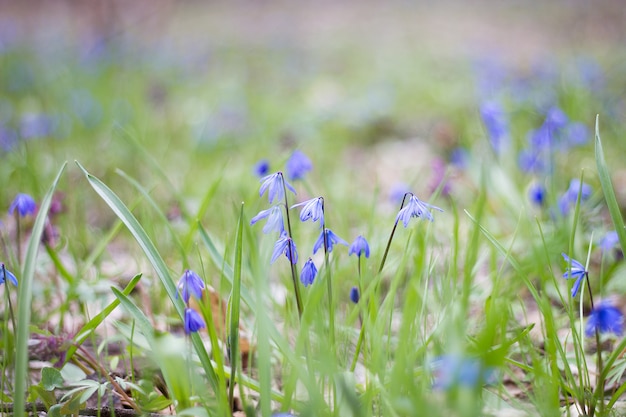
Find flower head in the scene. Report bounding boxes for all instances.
[254,159,270,177]
[300,258,317,287]
[348,235,370,258]
[176,269,205,303]
[431,355,498,390]
[184,308,205,334]
[0,264,18,286]
[558,179,592,216]
[313,228,348,254]
[395,194,443,227]
[599,231,619,253]
[586,301,624,337]
[285,150,312,181]
[9,193,36,217]
[271,232,298,264]
[259,172,296,204]
[479,100,509,154]
[562,253,587,297]
[349,287,360,304]
[528,183,546,206]
[250,206,284,234]
[291,197,324,225]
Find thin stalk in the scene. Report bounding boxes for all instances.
[281,173,303,318]
[377,193,410,274]
[14,213,21,264]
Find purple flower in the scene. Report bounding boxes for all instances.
[250,206,284,234]
[430,355,498,390]
[9,193,36,217]
[586,301,624,337]
[259,172,296,204]
[562,253,587,298]
[184,308,205,334]
[176,269,205,303]
[19,113,55,139]
[528,183,546,206]
[349,287,360,304]
[389,183,411,204]
[313,228,348,254]
[565,122,589,147]
[450,147,469,169]
[479,100,508,154]
[395,194,443,227]
[599,231,619,253]
[300,258,317,287]
[428,158,451,196]
[254,159,270,177]
[348,235,370,258]
[291,197,324,225]
[544,106,569,132]
[0,263,18,286]
[558,179,592,215]
[271,232,298,264]
[285,150,312,181]
[518,148,546,174]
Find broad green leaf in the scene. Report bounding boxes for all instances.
[41,367,64,391]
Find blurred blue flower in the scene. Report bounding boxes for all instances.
[479,100,508,154]
[565,122,589,147]
[586,301,624,337]
[599,231,619,253]
[291,197,324,225]
[562,253,587,298]
[254,159,270,177]
[558,179,592,215]
[389,183,411,204]
[349,286,360,304]
[300,258,317,287]
[544,106,569,132]
[348,235,370,258]
[250,206,284,234]
[0,263,18,286]
[184,308,205,334]
[395,194,443,227]
[176,269,205,304]
[259,172,296,204]
[430,355,498,390]
[518,148,546,174]
[450,147,469,169]
[285,150,312,181]
[19,113,55,139]
[271,232,298,264]
[528,183,546,206]
[313,228,348,254]
[9,193,36,217]
[0,125,18,151]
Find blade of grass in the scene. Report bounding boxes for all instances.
[14,162,67,417]
[228,203,244,406]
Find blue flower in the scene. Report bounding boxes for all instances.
[558,179,592,215]
[430,355,498,390]
[565,122,589,147]
[395,194,443,227]
[313,228,348,254]
[349,287,360,304]
[348,235,370,258]
[291,197,324,225]
[285,150,312,181]
[9,193,36,217]
[259,172,296,204]
[184,308,205,334]
[586,301,624,337]
[479,100,508,154]
[271,232,298,264]
[599,231,619,253]
[562,253,587,298]
[176,269,205,303]
[254,159,270,177]
[250,206,284,234]
[450,147,468,169]
[528,183,546,206]
[300,258,317,287]
[389,183,411,204]
[0,264,18,286]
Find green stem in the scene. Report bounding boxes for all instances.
[281,173,303,318]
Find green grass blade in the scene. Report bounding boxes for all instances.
[595,115,626,253]
[14,162,67,417]
[75,161,222,401]
[111,287,155,339]
[228,203,244,405]
[65,274,142,364]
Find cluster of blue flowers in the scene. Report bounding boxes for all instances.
[176,269,206,335]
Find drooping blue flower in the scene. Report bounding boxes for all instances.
[300,258,317,287]
[9,193,36,217]
[250,206,284,234]
[176,269,205,303]
[184,307,206,334]
[562,253,587,298]
[349,287,360,304]
[253,159,270,177]
[585,301,624,337]
[348,235,370,258]
[599,231,619,253]
[479,100,508,154]
[259,172,296,204]
[285,150,312,181]
[291,197,324,225]
[528,183,546,206]
[271,232,298,264]
[313,228,348,254]
[430,355,498,390]
[395,194,443,227]
[0,263,18,286]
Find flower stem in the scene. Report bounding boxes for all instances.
[281,173,303,318]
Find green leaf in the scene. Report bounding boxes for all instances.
[595,115,626,254]
[41,367,64,391]
[29,385,57,410]
[111,287,154,339]
[48,404,63,417]
[60,363,87,383]
[14,162,67,417]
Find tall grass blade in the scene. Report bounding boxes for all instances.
[228,203,244,405]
